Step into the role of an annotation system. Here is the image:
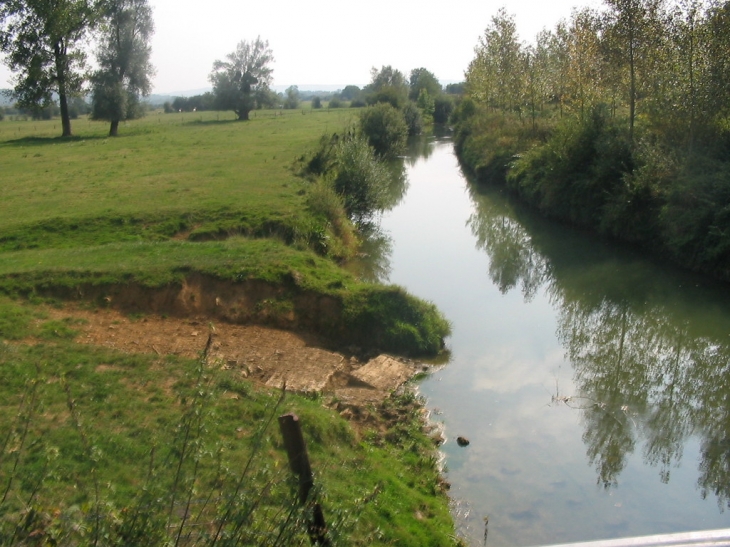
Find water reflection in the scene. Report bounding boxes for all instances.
[466,179,730,506]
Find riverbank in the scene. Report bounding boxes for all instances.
[453,105,730,285]
[0,111,458,545]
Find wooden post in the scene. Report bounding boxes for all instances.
[278,413,329,546]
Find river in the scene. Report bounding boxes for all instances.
[355,135,730,546]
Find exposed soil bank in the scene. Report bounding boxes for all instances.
[9,269,449,357]
[31,288,437,413]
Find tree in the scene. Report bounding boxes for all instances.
[566,8,604,120]
[283,85,299,109]
[209,37,274,121]
[0,0,96,136]
[466,9,524,112]
[364,65,409,108]
[90,0,154,137]
[409,67,441,101]
[340,85,361,101]
[602,0,666,142]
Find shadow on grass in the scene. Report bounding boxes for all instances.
[2,134,111,147]
[186,118,243,126]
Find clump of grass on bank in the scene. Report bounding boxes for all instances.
[0,318,459,546]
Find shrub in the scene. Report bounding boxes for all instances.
[312,96,322,109]
[305,179,357,255]
[333,136,392,221]
[327,97,342,109]
[359,103,408,158]
[402,101,423,136]
[433,95,455,124]
[342,285,451,356]
[508,106,633,227]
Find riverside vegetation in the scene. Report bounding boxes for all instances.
[0,109,457,545]
[455,1,730,282]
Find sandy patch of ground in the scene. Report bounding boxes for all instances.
[38,305,427,413]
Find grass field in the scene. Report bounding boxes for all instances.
[0,109,355,250]
[0,109,458,545]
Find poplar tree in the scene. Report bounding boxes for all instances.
[602,0,665,142]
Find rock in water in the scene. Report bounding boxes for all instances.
[456,436,470,447]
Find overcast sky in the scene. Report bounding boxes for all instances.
[0,0,597,95]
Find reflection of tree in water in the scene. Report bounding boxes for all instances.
[351,223,393,283]
[690,343,730,508]
[467,176,730,503]
[380,161,409,212]
[467,197,549,301]
[404,136,436,166]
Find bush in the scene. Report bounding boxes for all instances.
[433,95,455,124]
[359,103,408,158]
[305,179,357,256]
[350,98,367,108]
[333,136,392,221]
[312,96,322,109]
[509,107,634,227]
[342,285,451,356]
[402,102,423,136]
[328,97,342,108]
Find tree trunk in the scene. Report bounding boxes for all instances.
[54,42,73,137]
[109,120,119,137]
[238,109,250,121]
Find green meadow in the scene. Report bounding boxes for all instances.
[0,110,457,545]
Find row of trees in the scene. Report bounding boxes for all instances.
[206,38,461,125]
[0,0,154,137]
[457,0,730,280]
[464,1,730,148]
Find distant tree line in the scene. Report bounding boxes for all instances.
[456,0,730,281]
[0,97,91,120]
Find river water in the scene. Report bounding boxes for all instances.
[358,136,730,546]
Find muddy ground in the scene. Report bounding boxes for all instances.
[37,305,432,419]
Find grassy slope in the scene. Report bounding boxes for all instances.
[0,111,457,544]
[0,297,455,546]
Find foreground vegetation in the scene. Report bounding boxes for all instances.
[0,296,455,546]
[0,109,456,544]
[456,1,730,281]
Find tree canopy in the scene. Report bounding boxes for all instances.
[409,68,441,101]
[0,0,96,136]
[364,65,409,108]
[90,0,154,136]
[209,37,274,121]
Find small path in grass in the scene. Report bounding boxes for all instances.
[37,306,428,418]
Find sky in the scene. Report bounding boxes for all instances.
[0,0,598,96]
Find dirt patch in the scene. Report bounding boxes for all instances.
[37,305,428,412]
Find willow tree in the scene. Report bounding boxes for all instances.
[0,0,95,136]
[90,0,154,136]
[209,37,274,121]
